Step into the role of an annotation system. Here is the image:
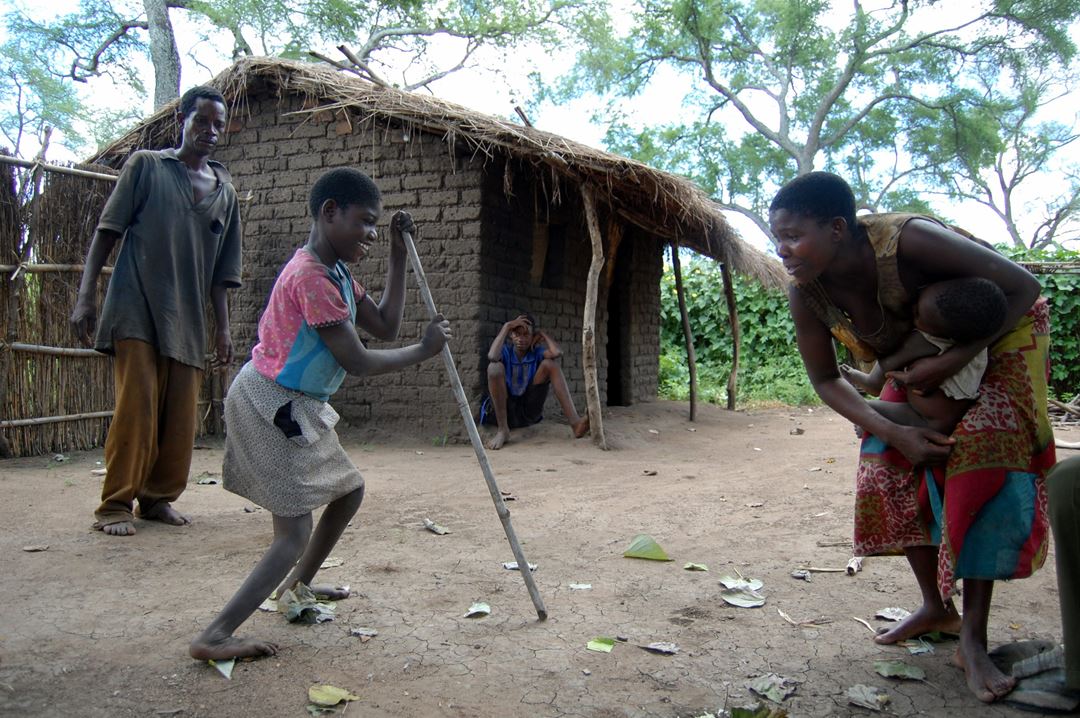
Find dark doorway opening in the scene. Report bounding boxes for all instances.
[606,241,633,406]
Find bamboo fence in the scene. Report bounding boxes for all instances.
[0,154,229,457]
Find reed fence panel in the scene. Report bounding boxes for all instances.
[1,156,228,457]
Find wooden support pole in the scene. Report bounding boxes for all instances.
[580,186,608,450]
[400,230,548,621]
[720,259,741,411]
[669,241,698,421]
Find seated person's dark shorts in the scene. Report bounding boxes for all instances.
[481,382,550,429]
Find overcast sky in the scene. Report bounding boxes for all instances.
[8,0,1079,251]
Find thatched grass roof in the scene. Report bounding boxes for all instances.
[92,56,785,287]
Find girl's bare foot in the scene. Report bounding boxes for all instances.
[952,642,1017,703]
[874,603,962,644]
[189,635,278,661]
[311,585,350,600]
[93,520,136,536]
[140,502,191,526]
[572,416,590,439]
[488,430,509,450]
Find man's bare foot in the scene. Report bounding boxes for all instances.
[952,642,1017,703]
[572,416,590,439]
[488,430,509,450]
[311,585,350,601]
[140,502,191,526]
[93,519,136,536]
[874,603,962,644]
[189,635,278,661]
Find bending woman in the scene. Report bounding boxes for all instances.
[770,172,1056,703]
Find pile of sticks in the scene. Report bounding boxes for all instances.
[1051,396,1080,450]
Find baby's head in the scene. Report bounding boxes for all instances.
[915,278,1007,343]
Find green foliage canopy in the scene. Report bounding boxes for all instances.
[1,0,591,156]
[558,0,1080,248]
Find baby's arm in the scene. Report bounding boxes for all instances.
[318,314,450,378]
[878,331,940,374]
[841,331,939,397]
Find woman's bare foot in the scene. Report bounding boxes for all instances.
[310,585,350,600]
[488,430,509,450]
[140,502,191,526]
[189,635,278,661]
[874,602,962,644]
[572,416,590,439]
[952,642,1017,703]
[93,519,136,536]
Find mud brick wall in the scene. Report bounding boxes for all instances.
[477,159,663,420]
[213,89,662,437]
[213,89,486,435]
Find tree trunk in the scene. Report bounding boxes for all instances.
[144,0,181,109]
[721,259,740,411]
[669,241,697,421]
[580,185,607,450]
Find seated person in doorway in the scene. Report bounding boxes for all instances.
[480,313,589,450]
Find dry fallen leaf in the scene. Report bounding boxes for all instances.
[847,684,889,711]
[464,602,490,618]
[423,518,450,535]
[308,684,359,706]
[640,642,679,655]
[875,607,911,622]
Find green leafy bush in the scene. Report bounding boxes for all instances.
[659,247,1080,407]
[658,256,817,407]
[996,245,1080,399]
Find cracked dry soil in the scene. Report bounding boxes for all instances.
[2,401,1077,717]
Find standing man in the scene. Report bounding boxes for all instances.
[71,85,242,537]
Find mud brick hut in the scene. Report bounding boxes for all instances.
[88,57,784,441]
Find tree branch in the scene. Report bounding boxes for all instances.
[403,39,480,91]
[70,20,148,82]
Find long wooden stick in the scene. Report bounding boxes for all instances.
[580,186,608,449]
[0,264,114,275]
[0,154,118,183]
[400,230,548,621]
[669,241,697,421]
[3,342,103,357]
[1,410,113,428]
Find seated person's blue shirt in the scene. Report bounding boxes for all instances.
[502,343,546,397]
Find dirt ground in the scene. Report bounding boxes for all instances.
[2,401,1078,718]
